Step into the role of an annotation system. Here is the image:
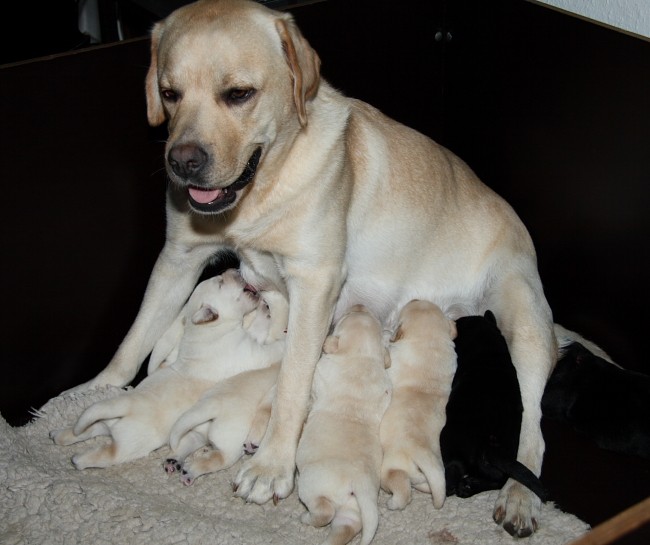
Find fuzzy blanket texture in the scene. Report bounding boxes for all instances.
[1,386,590,545]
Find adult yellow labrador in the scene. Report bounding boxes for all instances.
[79,0,556,536]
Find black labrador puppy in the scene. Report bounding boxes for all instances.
[441,311,549,501]
[542,341,650,459]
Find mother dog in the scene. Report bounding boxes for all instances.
[77,0,555,536]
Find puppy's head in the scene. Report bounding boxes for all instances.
[145,0,321,214]
[324,305,387,362]
[392,299,457,344]
[187,268,259,327]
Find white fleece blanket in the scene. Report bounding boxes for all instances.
[1,386,590,545]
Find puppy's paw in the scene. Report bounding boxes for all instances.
[243,441,259,455]
[493,480,541,537]
[180,468,196,486]
[163,458,181,474]
[49,428,78,446]
[233,450,295,504]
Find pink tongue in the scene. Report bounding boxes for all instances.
[189,187,222,204]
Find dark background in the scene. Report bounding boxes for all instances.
[1,0,648,541]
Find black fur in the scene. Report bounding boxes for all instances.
[542,341,650,459]
[440,311,549,501]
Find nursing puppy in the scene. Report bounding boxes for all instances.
[74,0,559,533]
[542,341,650,459]
[50,270,286,468]
[296,306,391,545]
[440,311,550,503]
[165,362,280,485]
[380,300,457,510]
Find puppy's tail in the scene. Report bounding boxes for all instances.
[73,396,130,436]
[416,449,447,509]
[169,403,213,452]
[488,452,550,503]
[353,478,380,545]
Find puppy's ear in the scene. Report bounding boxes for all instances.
[275,15,321,128]
[322,335,339,354]
[449,319,458,341]
[145,22,166,127]
[191,304,219,325]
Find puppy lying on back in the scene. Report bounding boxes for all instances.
[380,300,457,510]
[165,362,280,485]
[296,305,391,545]
[542,341,650,459]
[440,311,549,502]
[50,270,286,469]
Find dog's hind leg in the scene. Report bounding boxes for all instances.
[381,468,412,510]
[324,502,363,545]
[300,495,336,527]
[50,421,112,446]
[164,423,209,475]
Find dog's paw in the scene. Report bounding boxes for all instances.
[163,458,181,474]
[49,428,77,446]
[180,468,196,486]
[233,451,295,504]
[493,480,541,537]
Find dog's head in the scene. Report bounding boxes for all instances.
[187,268,260,328]
[391,299,457,344]
[145,0,321,214]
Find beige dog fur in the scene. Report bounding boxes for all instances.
[73,0,558,535]
[51,270,284,468]
[296,306,391,545]
[380,300,458,511]
[166,362,280,485]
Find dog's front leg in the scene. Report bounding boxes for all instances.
[234,268,340,504]
[69,241,217,391]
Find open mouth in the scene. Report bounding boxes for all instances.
[187,147,262,214]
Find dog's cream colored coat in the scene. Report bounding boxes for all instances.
[165,362,280,485]
[51,270,284,468]
[296,306,391,545]
[74,0,557,534]
[380,300,458,511]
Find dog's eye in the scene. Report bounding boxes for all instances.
[161,89,180,103]
[225,88,255,104]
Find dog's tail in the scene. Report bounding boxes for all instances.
[554,323,615,365]
[169,402,213,452]
[73,396,131,436]
[353,478,380,545]
[415,449,447,509]
[488,452,550,503]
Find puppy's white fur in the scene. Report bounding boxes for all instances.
[165,362,280,485]
[296,306,391,545]
[380,300,457,510]
[51,270,286,468]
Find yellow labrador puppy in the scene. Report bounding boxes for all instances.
[74,0,557,534]
[51,270,285,468]
[165,362,280,485]
[296,306,391,545]
[380,300,457,511]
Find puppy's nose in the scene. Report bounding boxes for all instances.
[168,142,208,179]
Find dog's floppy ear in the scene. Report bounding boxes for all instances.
[145,22,166,127]
[242,308,258,330]
[322,335,339,354]
[275,15,321,128]
[449,319,458,341]
[191,304,219,325]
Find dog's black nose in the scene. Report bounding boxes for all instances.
[168,142,208,179]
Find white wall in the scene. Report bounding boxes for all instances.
[530,0,650,40]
